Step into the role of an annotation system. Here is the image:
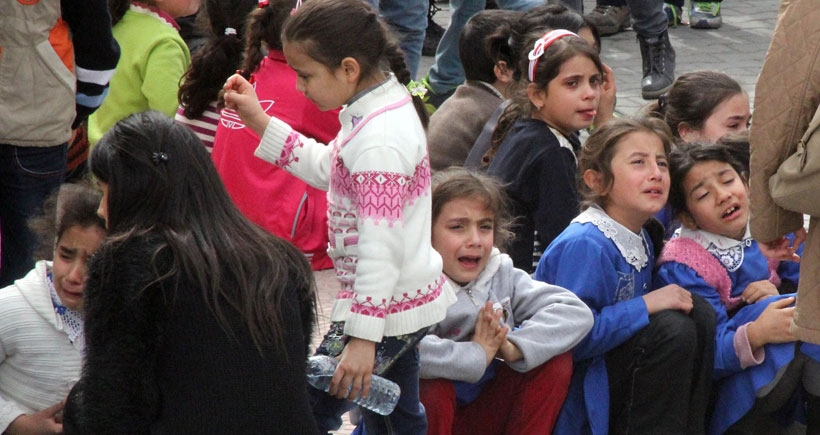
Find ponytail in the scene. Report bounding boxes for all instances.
[241,0,294,74]
[178,0,257,119]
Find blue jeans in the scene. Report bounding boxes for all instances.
[426,0,543,94]
[366,0,428,79]
[0,143,67,287]
[311,324,428,435]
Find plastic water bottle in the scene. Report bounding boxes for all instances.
[306,355,401,415]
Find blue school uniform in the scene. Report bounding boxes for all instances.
[535,206,655,435]
[656,226,820,435]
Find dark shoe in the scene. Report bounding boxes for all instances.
[584,4,631,37]
[638,31,676,100]
[422,1,444,56]
[664,3,684,27]
[423,20,445,56]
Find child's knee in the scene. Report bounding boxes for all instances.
[648,310,699,354]
[537,352,573,386]
[420,378,456,407]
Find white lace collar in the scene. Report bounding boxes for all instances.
[47,268,85,352]
[551,127,577,164]
[573,206,649,271]
[131,2,180,30]
[676,225,753,272]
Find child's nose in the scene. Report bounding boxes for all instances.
[467,227,482,246]
[66,262,85,285]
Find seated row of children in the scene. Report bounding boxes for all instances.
[4,1,813,434]
[417,5,816,434]
[219,1,817,434]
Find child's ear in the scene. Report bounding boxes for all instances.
[527,83,547,110]
[583,169,605,194]
[677,123,699,143]
[494,61,513,85]
[340,57,361,84]
[678,210,699,230]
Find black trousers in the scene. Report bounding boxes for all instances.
[606,294,716,435]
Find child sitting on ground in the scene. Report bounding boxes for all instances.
[419,167,593,435]
[535,118,716,435]
[648,70,751,145]
[656,143,819,434]
[427,10,521,171]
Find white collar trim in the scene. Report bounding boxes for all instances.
[676,225,753,272]
[574,206,648,271]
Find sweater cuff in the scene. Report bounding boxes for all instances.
[254,116,295,165]
[734,323,765,369]
[0,401,28,433]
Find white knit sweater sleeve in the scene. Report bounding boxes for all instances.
[254,115,333,189]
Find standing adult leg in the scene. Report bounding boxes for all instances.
[628,0,675,99]
[584,0,631,37]
[425,0,542,105]
[370,0,429,79]
[0,143,67,287]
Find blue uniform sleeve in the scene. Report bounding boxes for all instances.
[777,232,802,285]
[535,235,650,361]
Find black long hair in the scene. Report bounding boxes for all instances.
[89,111,316,352]
[178,0,258,119]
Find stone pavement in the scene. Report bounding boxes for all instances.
[315,1,781,433]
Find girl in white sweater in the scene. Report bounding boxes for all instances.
[0,183,105,434]
[223,0,456,432]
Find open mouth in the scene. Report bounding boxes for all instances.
[722,205,740,218]
[644,188,663,195]
[458,256,482,268]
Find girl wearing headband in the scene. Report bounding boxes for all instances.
[485,29,604,272]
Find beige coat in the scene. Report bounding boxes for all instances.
[750,0,820,343]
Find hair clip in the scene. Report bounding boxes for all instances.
[151,152,169,165]
[527,29,578,82]
[657,93,669,111]
[224,27,237,36]
[290,0,302,15]
[258,0,268,7]
[406,80,428,100]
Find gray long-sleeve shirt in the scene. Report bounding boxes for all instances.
[420,249,593,383]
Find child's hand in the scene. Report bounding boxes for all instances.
[642,284,693,315]
[747,296,795,350]
[595,63,616,127]
[497,339,523,363]
[6,400,64,434]
[741,280,779,304]
[331,337,376,400]
[222,74,271,137]
[472,301,508,366]
[759,228,805,262]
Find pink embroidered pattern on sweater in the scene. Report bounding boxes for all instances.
[353,171,410,223]
[330,155,432,224]
[347,275,447,318]
[275,131,303,168]
[659,238,741,312]
[406,155,432,205]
